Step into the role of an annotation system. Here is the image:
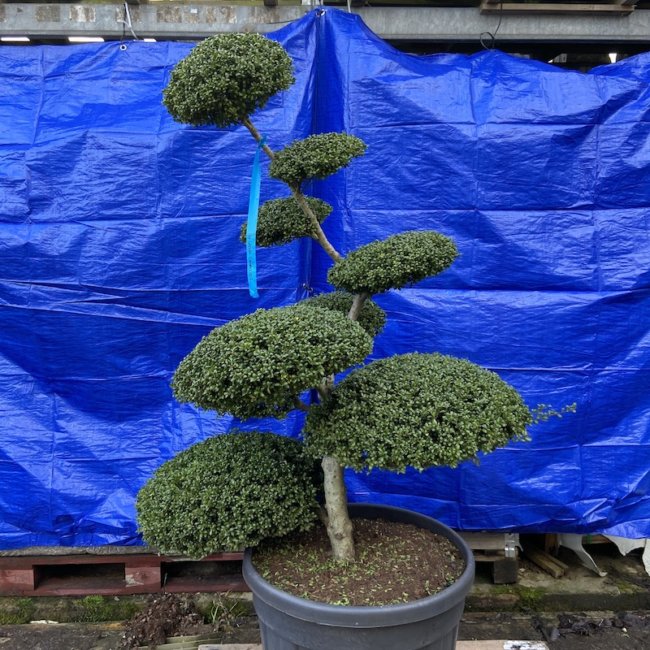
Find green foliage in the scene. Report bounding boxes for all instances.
[305,353,531,472]
[328,230,459,295]
[0,598,35,625]
[137,432,320,557]
[172,304,372,419]
[299,291,386,338]
[163,34,294,128]
[72,595,107,622]
[270,133,366,186]
[71,595,139,623]
[240,196,332,247]
[531,402,577,423]
[204,595,252,627]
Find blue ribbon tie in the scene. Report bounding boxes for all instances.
[246,138,265,299]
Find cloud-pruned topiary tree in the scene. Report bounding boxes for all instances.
[269,133,367,187]
[137,33,538,562]
[239,197,332,247]
[172,305,373,419]
[163,34,294,128]
[137,432,320,556]
[305,354,531,472]
[328,230,460,295]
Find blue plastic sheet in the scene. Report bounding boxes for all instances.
[0,9,648,548]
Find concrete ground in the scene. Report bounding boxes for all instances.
[0,637,552,650]
[2,612,649,650]
[0,540,648,649]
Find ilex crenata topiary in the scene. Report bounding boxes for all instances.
[270,133,366,186]
[328,230,459,295]
[163,34,294,128]
[172,304,373,419]
[139,32,546,566]
[240,197,332,247]
[305,353,532,472]
[136,431,320,557]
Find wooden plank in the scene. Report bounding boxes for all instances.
[34,583,129,597]
[0,551,243,569]
[523,548,567,578]
[456,641,548,650]
[473,554,510,563]
[0,552,246,596]
[543,533,558,555]
[199,645,262,650]
[125,563,162,592]
[0,568,35,593]
[199,641,548,650]
[492,558,518,585]
[459,532,518,553]
[461,532,510,552]
[164,577,247,593]
[202,553,244,562]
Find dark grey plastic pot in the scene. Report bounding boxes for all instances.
[243,503,475,650]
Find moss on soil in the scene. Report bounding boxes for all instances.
[475,584,545,612]
[0,594,253,627]
[516,586,545,611]
[68,595,140,623]
[0,597,35,625]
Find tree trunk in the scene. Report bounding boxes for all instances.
[241,117,360,562]
[321,455,355,561]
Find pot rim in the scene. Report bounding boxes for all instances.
[243,503,475,627]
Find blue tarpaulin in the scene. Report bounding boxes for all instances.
[0,9,648,548]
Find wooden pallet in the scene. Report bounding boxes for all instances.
[0,531,521,596]
[0,552,246,597]
[460,532,519,584]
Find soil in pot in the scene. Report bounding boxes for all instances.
[253,518,465,606]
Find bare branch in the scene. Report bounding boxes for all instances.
[241,119,355,562]
[293,397,311,413]
[242,118,343,263]
[242,117,275,161]
[317,375,334,403]
[290,187,343,263]
[347,292,369,322]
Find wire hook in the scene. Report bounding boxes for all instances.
[117,2,139,45]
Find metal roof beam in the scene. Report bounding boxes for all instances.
[480,2,634,16]
[1,4,649,43]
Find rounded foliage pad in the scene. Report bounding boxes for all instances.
[137,431,320,557]
[163,34,294,128]
[299,291,386,338]
[172,304,373,419]
[305,353,531,472]
[240,196,332,247]
[270,133,366,186]
[329,230,459,295]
